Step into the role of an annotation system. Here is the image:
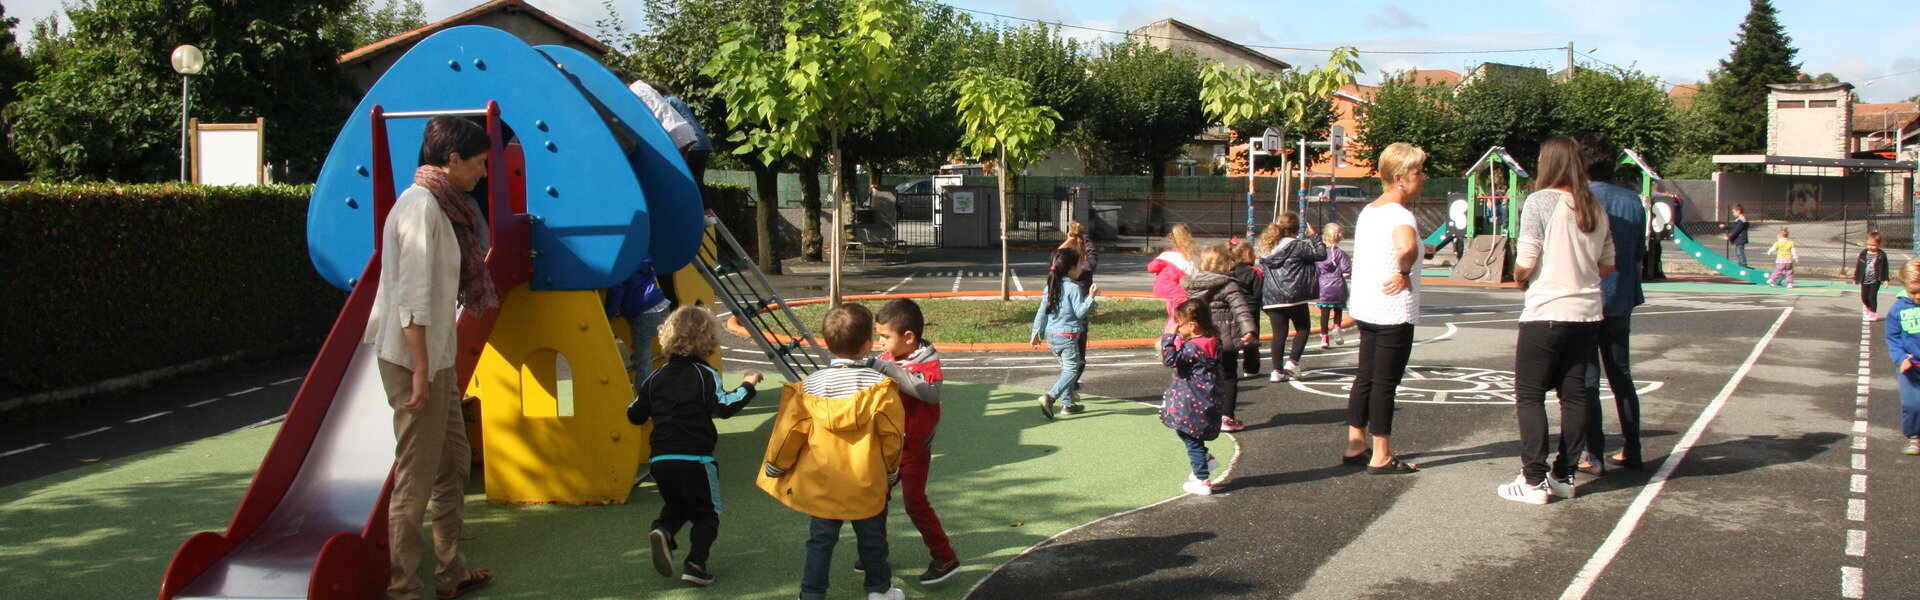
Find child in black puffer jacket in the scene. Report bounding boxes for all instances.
[1257,214,1326,381]
[1182,244,1258,432]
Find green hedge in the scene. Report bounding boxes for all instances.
[0,184,344,399]
[0,182,760,400]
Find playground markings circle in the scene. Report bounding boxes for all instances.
[1289,365,1662,405]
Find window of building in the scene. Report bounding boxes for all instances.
[1776,100,1806,109]
[1808,99,1837,108]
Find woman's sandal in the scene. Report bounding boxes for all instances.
[1340,449,1373,466]
[437,569,493,600]
[1367,457,1419,475]
[1604,454,1644,470]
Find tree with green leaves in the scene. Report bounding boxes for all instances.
[600,0,790,270]
[706,0,912,304]
[1552,67,1679,174]
[0,4,35,180]
[323,0,425,50]
[1079,41,1207,192]
[1356,75,1463,176]
[1698,0,1800,156]
[841,3,989,179]
[952,67,1060,300]
[1199,48,1360,228]
[1454,68,1556,171]
[7,0,360,182]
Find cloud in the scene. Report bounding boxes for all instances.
[1366,5,1426,31]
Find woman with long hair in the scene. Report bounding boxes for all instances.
[1496,135,1615,505]
[1256,213,1325,381]
[1343,142,1425,475]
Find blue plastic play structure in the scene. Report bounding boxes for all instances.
[161,26,704,600]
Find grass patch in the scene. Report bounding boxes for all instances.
[786,297,1168,343]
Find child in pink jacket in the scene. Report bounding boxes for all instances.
[1148,223,1197,331]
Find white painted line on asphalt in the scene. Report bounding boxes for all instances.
[1856,376,1871,385]
[64,427,110,440]
[187,398,221,408]
[1559,307,1793,600]
[1852,453,1867,470]
[1848,498,1866,521]
[1846,530,1867,556]
[271,377,301,386]
[128,411,171,423]
[951,273,962,292]
[1842,566,1864,599]
[1453,306,1778,326]
[1851,474,1868,493]
[0,443,49,458]
[228,415,286,434]
[1854,436,1868,450]
[882,275,914,295]
[1012,269,1024,292]
[1853,421,1868,433]
[227,386,264,397]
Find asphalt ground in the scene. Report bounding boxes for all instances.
[4,246,1912,599]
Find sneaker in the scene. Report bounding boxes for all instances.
[1320,333,1331,349]
[1060,404,1085,415]
[1496,475,1550,505]
[1220,416,1246,432]
[1038,394,1055,420]
[852,561,865,574]
[1182,476,1214,496]
[868,588,906,600]
[1905,438,1919,455]
[681,561,714,586]
[648,529,674,577]
[1786,283,1795,289]
[1269,369,1283,382]
[1282,360,1299,380]
[918,559,961,586]
[1332,325,1345,345]
[1545,474,1577,499]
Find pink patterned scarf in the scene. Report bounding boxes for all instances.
[413,165,498,314]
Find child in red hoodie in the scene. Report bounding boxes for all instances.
[872,299,960,585]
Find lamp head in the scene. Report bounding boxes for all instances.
[171,45,205,75]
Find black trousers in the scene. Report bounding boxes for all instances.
[651,459,721,565]
[1514,321,1599,484]
[1347,321,1414,436]
[687,149,711,191]
[1242,311,1261,374]
[1864,283,1882,313]
[1265,305,1312,369]
[1220,349,1243,419]
[1582,316,1640,462]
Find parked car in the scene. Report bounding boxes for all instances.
[1300,185,1369,202]
[894,178,935,219]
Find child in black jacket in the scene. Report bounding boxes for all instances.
[1857,231,1891,320]
[627,306,763,586]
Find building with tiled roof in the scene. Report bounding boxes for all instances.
[337,0,611,96]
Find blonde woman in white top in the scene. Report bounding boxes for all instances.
[365,116,497,599]
[1341,143,1425,475]
[1496,135,1615,506]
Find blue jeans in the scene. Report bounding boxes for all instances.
[1583,315,1641,461]
[1899,372,1920,438]
[1179,432,1209,479]
[628,304,671,382]
[800,514,891,599]
[1731,243,1748,267]
[1046,333,1083,407]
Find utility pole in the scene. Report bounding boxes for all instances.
[1566,42,1575,75]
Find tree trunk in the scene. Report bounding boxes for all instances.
[752,161,781,275]
[799,155,823,261]
[999,143,1012,301]
[829,130,847,306]
[1149,160,1168,194]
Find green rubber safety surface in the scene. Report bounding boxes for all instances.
[788,297,1170,344]
[0,379,1233,600]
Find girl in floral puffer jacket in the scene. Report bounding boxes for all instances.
[1161,299,1224,496]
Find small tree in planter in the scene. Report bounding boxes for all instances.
[952,67,1061,301]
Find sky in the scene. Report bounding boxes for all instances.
[6,0,1918,103]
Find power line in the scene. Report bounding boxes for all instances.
[945,5,1568,56]
[1574,50,1688,89]
[1857,67,1920,85]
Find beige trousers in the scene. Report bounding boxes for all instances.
[378,359,472,600]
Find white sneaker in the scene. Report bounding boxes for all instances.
[1282,360,1299,380]
[1182,476,1214,496]
[1269,369,1283,382]
[1545,474,1576,499]
[1496,475,1550,505]
[868,588,906,600]
[1331,325,1344,345]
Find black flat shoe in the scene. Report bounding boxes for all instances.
[1341,449,1373,466]
[1367,457,1419,475]
[1605,454,1644,470]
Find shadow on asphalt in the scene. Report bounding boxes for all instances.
[968,531,1264,599]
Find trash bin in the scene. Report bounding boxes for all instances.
[1090,204,1121,241]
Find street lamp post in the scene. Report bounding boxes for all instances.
[171,45,205,182]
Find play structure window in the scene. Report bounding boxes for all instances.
[521,349,577,418]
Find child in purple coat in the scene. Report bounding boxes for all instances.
[1160,299,1224,496]
[1315,223,1353,348]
